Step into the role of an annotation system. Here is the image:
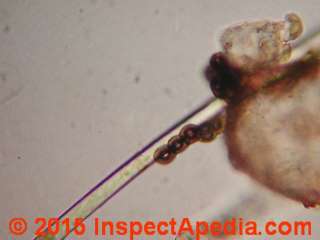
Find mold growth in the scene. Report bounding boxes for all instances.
[207,13,320,208]
[156,12,320,208]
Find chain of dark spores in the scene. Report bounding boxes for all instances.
[154,113,226,165]
[154,29,320,165]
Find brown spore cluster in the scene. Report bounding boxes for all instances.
[154,114,225,165]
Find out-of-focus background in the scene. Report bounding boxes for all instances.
[1,0,320,239]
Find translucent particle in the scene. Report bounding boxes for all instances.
[220,13,303,71]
